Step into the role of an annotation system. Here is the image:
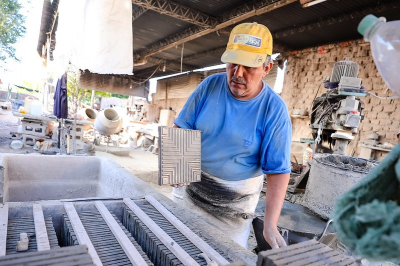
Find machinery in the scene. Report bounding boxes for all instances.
[310,58,366,155]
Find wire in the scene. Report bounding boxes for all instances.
[367,91,399,99]
[312,81,324,103]
[180,43,185,73]
[130,61,162,84]
[310,88,336,117]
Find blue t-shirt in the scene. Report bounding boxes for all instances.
[174,72,292,181]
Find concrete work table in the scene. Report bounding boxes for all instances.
[0,153,257,265]
[13,112,94,126]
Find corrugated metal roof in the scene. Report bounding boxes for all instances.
[37,0,59,58]
[37,0,400,94]
[170,0,245,16]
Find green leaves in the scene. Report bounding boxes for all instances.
[0,0,26,62]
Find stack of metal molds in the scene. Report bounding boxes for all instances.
[6,216,59,255]
[63,209,153,265]
[0,245,94,266]
[123,199,229,266]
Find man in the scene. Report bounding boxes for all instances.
[173,22,292,249]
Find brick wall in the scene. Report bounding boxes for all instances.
[281,40,400,160]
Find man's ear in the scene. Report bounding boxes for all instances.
[264,61,274,74]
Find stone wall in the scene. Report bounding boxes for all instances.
[280,40,400,160]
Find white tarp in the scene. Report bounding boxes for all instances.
[54,0,133,75]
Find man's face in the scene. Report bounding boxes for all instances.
[226,62,273,100]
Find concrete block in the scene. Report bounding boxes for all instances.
[379,119,392,126]
[22,134,48,146]
[377,112,389,120]
[392,120,400,127]
[366,111,377,120]
[383,104,396,113]
[369,96,381,106]
[372,124,382,131]
[22,121,46,137]
[256,239,355,266]
[372,105,384,112]
[369,119,380,126]
[361,124,373,131]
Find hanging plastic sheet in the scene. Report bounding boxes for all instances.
[54,0,133,75]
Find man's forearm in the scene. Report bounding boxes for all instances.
[264,173,290,228]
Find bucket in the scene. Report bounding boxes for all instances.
[10,140,23,150]
[303,154,378,219]
[30,100,43,116]
[24,96,36,114]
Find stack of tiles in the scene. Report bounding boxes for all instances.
[123,199,230,266]
[257,240,356,266]
[62,209,153,266]
[6,216,59,255]
[0,245,94,266]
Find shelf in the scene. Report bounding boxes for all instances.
[359,143,392,152]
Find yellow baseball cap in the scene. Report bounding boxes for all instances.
[221,22,273,67]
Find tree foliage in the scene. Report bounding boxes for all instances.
[0,0,26,62]
[67,68,90,115]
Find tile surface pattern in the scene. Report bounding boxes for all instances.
[158,127,201,185]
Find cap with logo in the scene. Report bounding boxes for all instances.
[221,22,273,68]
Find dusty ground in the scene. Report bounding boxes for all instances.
[0,109,260,252]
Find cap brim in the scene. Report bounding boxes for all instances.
[221,49,267,67]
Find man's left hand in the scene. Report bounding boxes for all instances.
[263,225,287,249]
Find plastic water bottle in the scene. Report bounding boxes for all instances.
[358,15,400,96]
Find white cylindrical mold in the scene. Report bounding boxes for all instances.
[94,108,123,135]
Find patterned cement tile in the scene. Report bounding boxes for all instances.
[158,127,201,185]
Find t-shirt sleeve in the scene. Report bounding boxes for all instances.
[260,116,292,175]
[173,78,208,129]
